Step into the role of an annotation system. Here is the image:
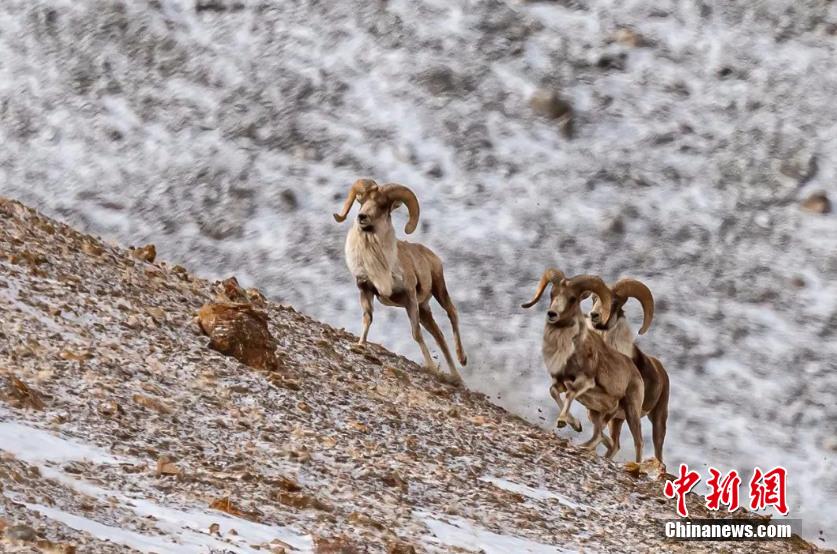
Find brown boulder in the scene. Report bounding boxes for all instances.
[529,89,574,138]
[197,302,278,370]
[387,541,417,554]
[130,244,157,263]
[2,376,45,410]
[801,191,831,214]
[214,276,268,307]
[314,536,362,554]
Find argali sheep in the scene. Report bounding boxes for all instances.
[333,179,467,383]
[521,268,645,462]
[587,278,670,462]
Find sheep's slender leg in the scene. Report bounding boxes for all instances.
[548,382,565,414]
[650,387,669,464]
[432,275,467,366]
[358,288,374,345]
[405,292,436,371]
[557,375,594,433]
[419,303,461,382]
[550,383,580,431]
[580,410,605,450]
[623,378,645,463]
[605,418,623,459]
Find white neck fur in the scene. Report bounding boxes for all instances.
[345,219,402,298]
[542,316,585,378]
[588,315,635,357]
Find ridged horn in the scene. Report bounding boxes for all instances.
[612,278,654,334]
[568,275,612,324]
[521,268,566,308]
[381,183,420,234]
[333,179,377,223]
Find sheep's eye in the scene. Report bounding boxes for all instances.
[569,296,577,303]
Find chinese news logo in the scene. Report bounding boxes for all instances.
[663,464,788,517]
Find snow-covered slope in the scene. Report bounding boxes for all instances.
[0,0,835,546]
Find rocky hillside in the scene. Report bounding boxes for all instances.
[0,201,820,552]
[1,1,835,544]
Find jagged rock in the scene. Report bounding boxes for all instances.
[780,153,818,184]
[132,393,172,415]
[97,400,123,417]
[130,244,156,263]
[246,287,268,307]
[801,191,831,214]
[215,276,250,303]
[214,276,266,307]
[81,240,104,257]
[5,524,37,542]
[209,497,261,522]
[380,471,408,492]
[606,215,625,236]
[387,540,417,554]
[597,51,627,70]
[529,89,574,138]
[416,66,472,97]
[279,189,298,211]
[610,27,652,48]
[155,456,180,476]
[197,302,279,370]
[35,539,76,554]
[171,265,190,281]
[273,475,302,492]
[275,491,334,512]
[314,535,361,554]
[2,376,45,410]
[529,89,571,119]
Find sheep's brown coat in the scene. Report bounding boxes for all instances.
[334,179,467,383]
[522,269,645,462]
[588,278,670,462]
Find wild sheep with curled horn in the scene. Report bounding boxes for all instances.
[521,269,645,462]
[333,179,467,383]
[586,278,670,463]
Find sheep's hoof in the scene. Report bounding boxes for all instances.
[436,371,462,387]
[570,420,583,433]
[555,418,567,429]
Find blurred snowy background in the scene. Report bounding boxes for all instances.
[1,0,835,546]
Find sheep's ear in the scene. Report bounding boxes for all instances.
[389,200,403,211]
[580,291,592,300]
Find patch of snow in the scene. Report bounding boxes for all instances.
[0,420,122,465]
[479,476,585,510]
[0,420,314,553]
[417,510,577,554]
[16,502,202,554]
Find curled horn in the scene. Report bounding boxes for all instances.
[568,275,613,324]
[521,268,566,308]
[381,183,420,234]
[333,179,377,223]
[612,278,654,334]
